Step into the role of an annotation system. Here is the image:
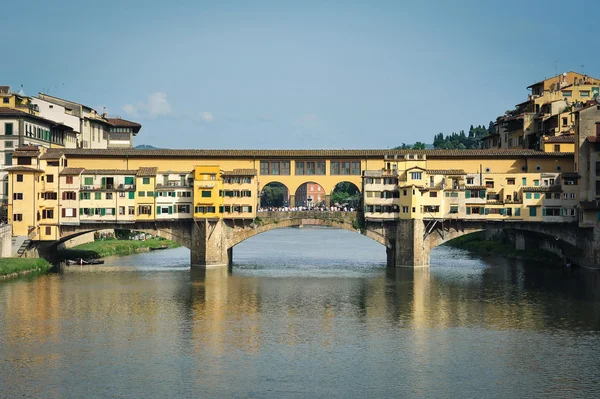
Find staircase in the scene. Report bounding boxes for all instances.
[11,236,30,257]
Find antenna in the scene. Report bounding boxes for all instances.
[554,60,559,76]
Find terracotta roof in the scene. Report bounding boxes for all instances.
[465,185,486,190]
[523,185,562,192]
[39,148,575,160]
[586,136,600,143]
[82,169,137,175]
[106,117,142,134]
[544,135,575,143]
[221,169,257,176]
[137,167,158,176]
[0,107,72,131]
[16,145,40,151]
[426,169,466,175]
[4,166,43,173]
[12,151,40,157]
[561,172,580,178]
[59,167,85,176]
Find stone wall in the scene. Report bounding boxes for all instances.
[0,224,12,258]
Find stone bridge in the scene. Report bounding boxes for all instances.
[54,212,600,269]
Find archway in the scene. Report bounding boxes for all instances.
[294,182,326,209]
[331,181,361,210]
[259,182,290,209]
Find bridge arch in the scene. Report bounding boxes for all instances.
[331,181,361,209]
[294,181,326,208]
[259,181,290,208]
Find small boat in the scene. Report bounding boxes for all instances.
[149,245,169,251]
[66,258,105,266]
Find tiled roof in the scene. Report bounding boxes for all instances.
[106,117,142,134]
[59,167,85,175]
[4,166,43,173]
[221,169,257,176]
[16,145,40,151]
[523,185,562,192]
[561,172,580,178]
[137,167,158,176]
[39,148,575,160]
[426,169,466,175]
[465,185,486,190]
[12,151,40,157]
[586,136,600,143]
[544,135,575,143]
[82,169,137,175]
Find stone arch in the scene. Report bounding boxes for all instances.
[294,181,326,208]
[259,181,290,208]
[227,217,389,249]
[330,181,361,209]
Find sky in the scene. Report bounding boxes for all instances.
[2,0,600,149]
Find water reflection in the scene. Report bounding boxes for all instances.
[1,228,600,398]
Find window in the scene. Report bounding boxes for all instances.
[201,190,212,198]
[529,207,537,217]
[534,180,539,186]
[62,208,76,218]
[138,191,145,197]
[4,123,13,135]
[42,209,54,219]
[46,175,54,183]
[485,181,494,189]
[106,193,113,200]
[143,177,150,184]
[128,192,135,199]
[466,178,474,184]
[5,141,12,148]
[430,191,437,198]
[330,160,360,175]
[124,176,134,185]
[544,208,560,216]
[2,98,8,104]
[449,206,459,214]
[410,172,422,180]
[562,118,568,127]
[45,227,52,236]
[506,178,515,185]
[84,177,93,185]
[424,205,440,213]
[119,206,125,215]
[95,192,101,200]
[41,192,57,200]
[525,192,532,199]
[13,214,22,222]
[554,145,560,152]
[66,176,74,184]
[16,174,23,182]
[534,193,540,199]
[138,205,152,215]
[522,177,527,186]
[62,191,76,200]
[260,160,290,175]
[563,90,572,97]
[13,193,23,200]
[128,206,135,215]
[146,191,153,197]
[106,208,115,215]
[580,90,590,97]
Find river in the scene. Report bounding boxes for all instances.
[1,227,599,398]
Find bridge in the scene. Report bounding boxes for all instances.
[53,211,598,268]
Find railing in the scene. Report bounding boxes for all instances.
[155,182,193,188]
[80,184,135,191]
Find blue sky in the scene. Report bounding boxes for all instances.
[2,0,599,149]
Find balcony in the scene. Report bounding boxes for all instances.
[80,184,135,191]
[156,181,193,188]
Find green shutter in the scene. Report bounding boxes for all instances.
[101,208,106,216]
[530,207,536,217]
[522,178,526,185]
[125,176,134,185]
[515,208,520,216]
[95,192,101,200]
[157,206,161,215]
[542,208,546,216]
[479,190,486,199]
[5,123,13,135]
[80,208,84,215]
[129,191,134,199]
[500,208,505,215]
[80,192,84,200]
[168,206,173,214]
[101,177,106,189]
[480,207,484,214]
[465,190,471,198]
[526,193,532,199]
[485,208,489,215]
[560,208,564,216]
[466,207,471,215]
[90,208,95,215]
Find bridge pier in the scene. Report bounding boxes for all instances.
[388,219,430,268]
[190,219,232,268]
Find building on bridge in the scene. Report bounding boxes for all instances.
[4,146,599,268]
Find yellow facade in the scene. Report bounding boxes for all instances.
[4,147,589,240]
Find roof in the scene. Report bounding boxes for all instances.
[4,166,43,173]
[465,185,486,190]
[82,169,137,175]
[526,71,597,89]
[137,167,158,176]
[59,167,85,176]
[426,169,466,175]
[39,148,575,160]
[561,172,580,178]
[0,107,73,130]
[523,185,562,192]
[106,117,142,134]
[221,169,257,176]
[12,151,40,157]
[544,135,575,143]
[586,136,600,143]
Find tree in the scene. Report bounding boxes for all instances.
[331,182,360,207]
[260,183,287,207]
[412,142,426,149]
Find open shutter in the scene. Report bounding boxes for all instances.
[129,191,134,199]
[62,208,66,217]
[465,190,471,198]
[101,208,106,216]
[80,192,83,200]
[515,208,520,216]
[466,207,471,215]
[485,208,489,215]
[80,208,84,215]
[157,206,161,215]
[168,206,173,214]
[542,208,546,216]
[101,177,106,189]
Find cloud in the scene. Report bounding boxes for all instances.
[200,111,214,123]
[122,92,172,118]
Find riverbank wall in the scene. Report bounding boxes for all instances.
[0,225,11,258]
[57,238,181,260]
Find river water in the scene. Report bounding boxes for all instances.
[1,227,600,398]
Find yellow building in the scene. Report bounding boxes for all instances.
[194,165,222,219]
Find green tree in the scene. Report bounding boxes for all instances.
[260,183,287,207]
[412,142,426,149]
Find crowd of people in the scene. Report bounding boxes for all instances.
[258,206,356,212]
